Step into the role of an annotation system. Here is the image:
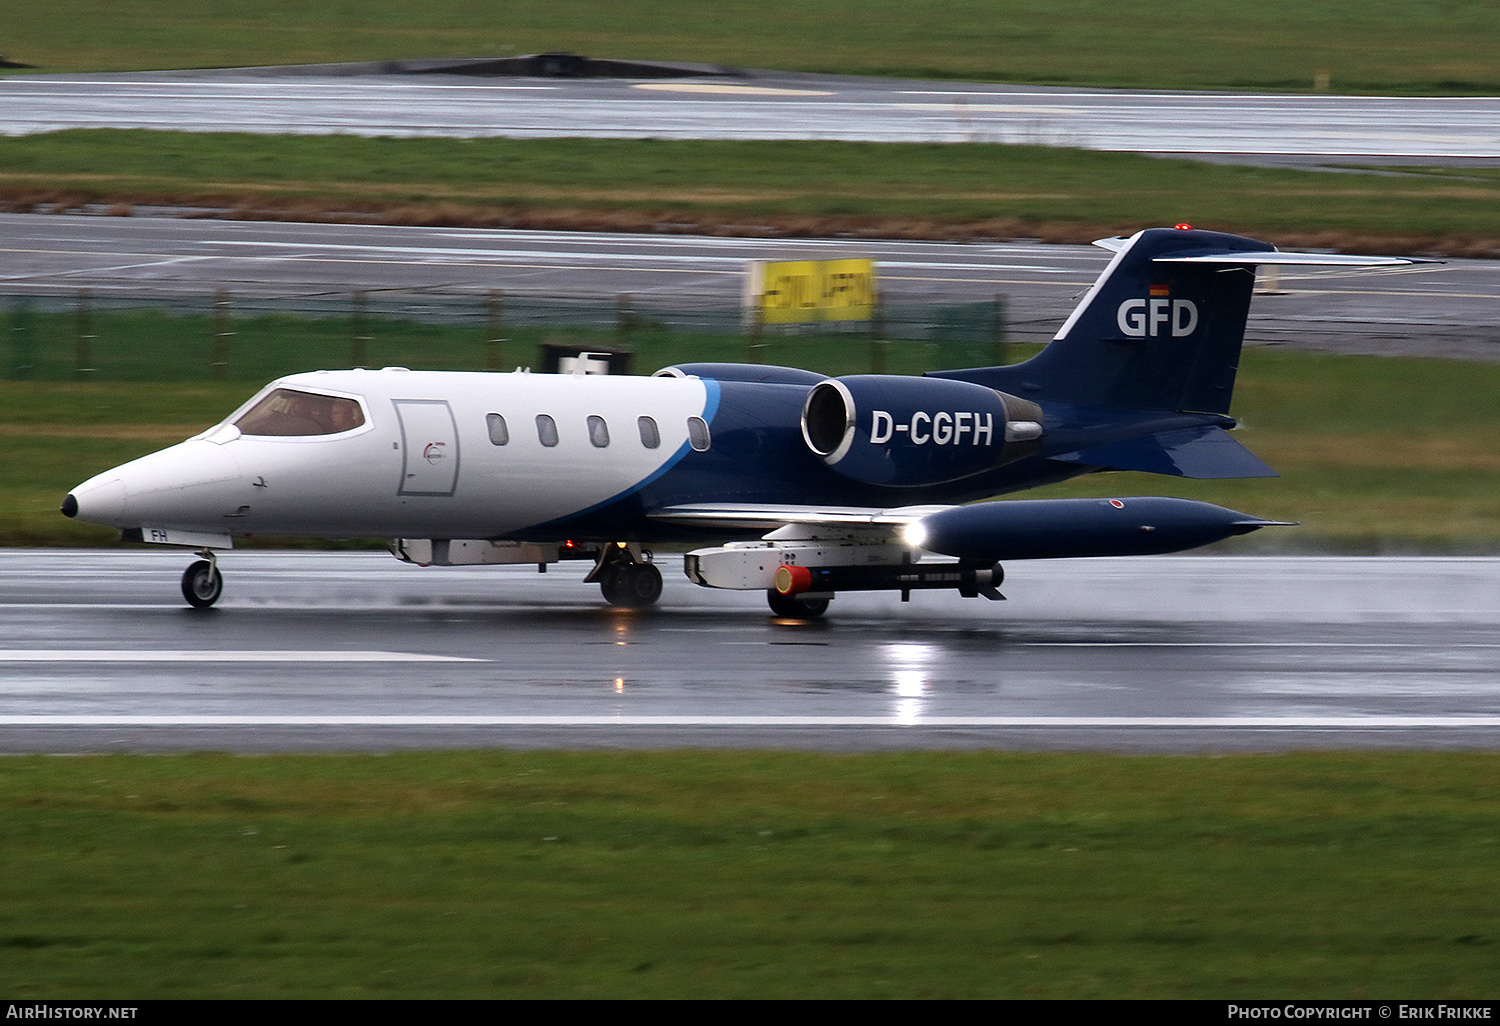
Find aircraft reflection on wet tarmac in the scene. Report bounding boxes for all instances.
[3,550,1500,752]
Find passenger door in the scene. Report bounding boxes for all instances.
[393,399,460,497]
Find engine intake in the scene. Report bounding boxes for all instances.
[800,375,1041,487]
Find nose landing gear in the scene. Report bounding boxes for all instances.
[588,543,662,608]
[181,550,223,608]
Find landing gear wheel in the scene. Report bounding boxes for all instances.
[181,559,223,608]
[601,562,662,608]
[767,589,829,619]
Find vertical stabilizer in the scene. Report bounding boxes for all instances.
[1022,227,1274,413]
[930,228,1277,413]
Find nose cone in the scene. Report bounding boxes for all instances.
[65,440,244,530]
[64,473,128,526]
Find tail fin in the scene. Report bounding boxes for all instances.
[1013,227,1271,413]
[933,227,1420,414]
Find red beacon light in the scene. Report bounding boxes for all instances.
[1174,223,1194,230]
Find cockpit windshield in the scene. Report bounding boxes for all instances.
[234,388,365,437]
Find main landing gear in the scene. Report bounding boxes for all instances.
[181,550,223,608]
[589,543,662,608]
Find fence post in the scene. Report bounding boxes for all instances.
[616,292,634,339]
[485,290,504,371]
[75,288,96,380]
[9,297,34,380]
[350,290,369,368]
[212,290,232,379]
[992,293,1008,366]
[746,304,765,364]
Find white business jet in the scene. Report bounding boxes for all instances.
[62,228,1420,615]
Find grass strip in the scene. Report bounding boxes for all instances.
[2,750,1498,998]
[5,1,1500,93]
[4,133,1500,256]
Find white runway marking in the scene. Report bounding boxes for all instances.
[0,650,483,663]
[632,83,834,97]
[719,641,1500,649]
[4,715,1499,728]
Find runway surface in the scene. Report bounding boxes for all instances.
[3,550,1499,753]
[3,69,1498,164]
[4,213,1497,357]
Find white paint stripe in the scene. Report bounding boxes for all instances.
[721,641,1500,649]
[632,83,834,97]
[3,715,1499,728]
[1023,642,1500,649]
[0,650,482,663]
[209,240,1076,273]
[6,80,559,92]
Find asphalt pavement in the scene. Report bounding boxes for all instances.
[3,550,1498,753]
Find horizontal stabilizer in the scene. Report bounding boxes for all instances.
[1155,251,1432,267]
[1052,426,1277,479]
[1091,235,1434,268]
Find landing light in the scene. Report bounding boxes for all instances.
[901,522,929,549]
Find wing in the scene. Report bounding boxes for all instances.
[648,502,954,532]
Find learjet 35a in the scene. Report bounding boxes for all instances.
[62,227,1421,615]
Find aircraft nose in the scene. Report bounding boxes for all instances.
[65,439,245,531]
[64,473,128,526]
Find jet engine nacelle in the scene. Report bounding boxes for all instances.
[800,375,1042,487]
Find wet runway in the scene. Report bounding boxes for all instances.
[2,69,1498,164]
[4,214,1497,356]
[3,550,1499,753]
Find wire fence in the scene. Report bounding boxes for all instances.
[3,287,1010,382]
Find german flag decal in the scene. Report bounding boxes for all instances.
[1149,283,1171,297]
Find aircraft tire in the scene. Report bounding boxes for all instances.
[598,567,623,605]
[181,560,223,608]
[601,563,662,608]
[766,589,829,619]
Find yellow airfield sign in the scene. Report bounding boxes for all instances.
[745,258,878,324]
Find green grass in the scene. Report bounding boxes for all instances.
[7,133,1500,253]
[2,750,1497,997]
[0,303,995,383]
[5,1,1500,93]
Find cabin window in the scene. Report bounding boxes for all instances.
[536,414,559,447]
[235,388,364,437]
[687,416,711,452]
[486,413,509,445]
[637,416,660,449]
[587,415,610,448]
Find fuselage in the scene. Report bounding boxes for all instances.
[69,365,1153,544]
